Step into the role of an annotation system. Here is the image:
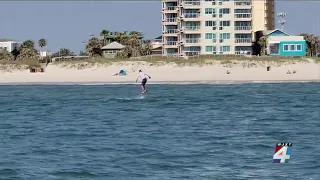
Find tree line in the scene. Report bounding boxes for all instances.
[1,31,319,61]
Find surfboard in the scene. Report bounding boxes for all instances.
[140,90,147,95]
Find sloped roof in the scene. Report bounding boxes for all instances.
[154,36,162,40]
[101,42,125,50]
[264,29,290,36]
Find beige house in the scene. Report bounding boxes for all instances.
[151,36,163,55]
[101,42,125,58]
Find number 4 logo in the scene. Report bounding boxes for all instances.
[273,146,291,163]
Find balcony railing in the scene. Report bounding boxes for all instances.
[183,26,200,31]
[235,14,252,18]
[183,13,200,18]
[164,18,177,22]
[234,26,251,30]
[235,38,252,43]
[166,6,178,10]
[234,1,251,6]
[185,51,200,56]
[184,1,200,6]
[164,29,179,34]
[164,41,178,45]
[235,51,251,55]
[185,38,200,43]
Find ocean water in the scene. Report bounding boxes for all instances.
[0,82,319,180]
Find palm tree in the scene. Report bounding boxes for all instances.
[100,29,110,46]
[258,36,267,56]
[59,48,71,56]
[141,40,153,56]
[38,39,47,58]
[86,37,103,57]
[299,33,320,56]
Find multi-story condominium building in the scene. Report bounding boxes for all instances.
[161,0,274,56]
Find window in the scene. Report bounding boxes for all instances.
[205,33,213,39]
[220,33,230,39]
[234,9,251,13]
[283,44,288,51]
[219,8,230,14]
[296,44,302,51]
[289,44,295,51]
[205,46,216,52]
[205,33,216,40]
[205,21,215,26]
[206,46,213,52]
[219,21,230,26]
[205,8,215,14]
[212,46,216,53]
[220,46,230,52]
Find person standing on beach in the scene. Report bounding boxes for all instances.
[136,70,151,94]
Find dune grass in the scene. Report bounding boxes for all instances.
[0,56,310,70]
[53,55,308,66]
[0,59,41,67]
[313,58,320,63]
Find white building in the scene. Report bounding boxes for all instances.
[39,51,53,57]
[0,38,20,52]
[161,0,274,56]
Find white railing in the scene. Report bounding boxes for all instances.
[164,41,178,45]
[166,6,178,10]
[165,18,177,22]
[164,29,179,34]
[183,26,200,31]
[235,51,251,55]
[185,51,200,56]
[234,26,251,30]
[183,13,200,18]
[185,38,200,43]
[184,1,200,6]
[234,1,251,6]
[235,38,252,43]
[235,13,252,18]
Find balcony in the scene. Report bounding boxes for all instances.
[185,51,200,56]
[164,41,178,47]
[234,13,252,20]
[163,6,178,13]
[182,13,200,21]
[234,1,251,7]
[235,38,252,44]
[234,26,251,31]
[182,26,201,34]
[163,18,178,25]
[184,38,201,45]
[182,1,201,8]
[163,29,179,36]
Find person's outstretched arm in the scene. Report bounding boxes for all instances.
[146,74,151,79]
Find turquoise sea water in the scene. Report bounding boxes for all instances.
[0,83,319,180]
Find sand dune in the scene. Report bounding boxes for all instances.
[0,60,319,84]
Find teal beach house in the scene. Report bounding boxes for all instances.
[265,29,306,56]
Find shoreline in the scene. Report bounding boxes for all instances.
[0,80,319,85]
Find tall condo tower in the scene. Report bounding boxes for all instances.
[161,0,275,56]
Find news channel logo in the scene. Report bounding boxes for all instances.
[273,143,292,163]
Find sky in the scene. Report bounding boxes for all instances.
[0,1,319,53]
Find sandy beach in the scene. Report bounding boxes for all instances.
[0,60,319,84]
